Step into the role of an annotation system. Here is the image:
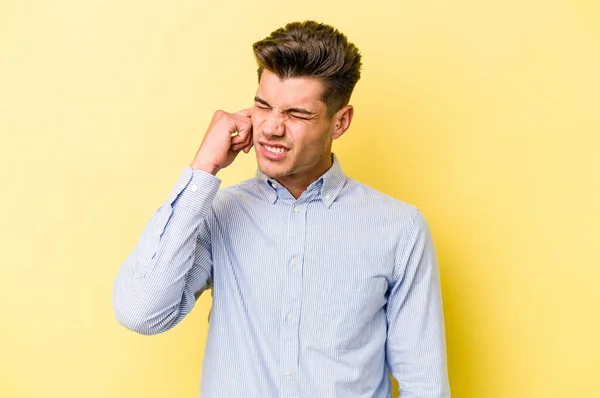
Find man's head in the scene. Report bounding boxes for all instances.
[253,21,362,116]
[250,21,362,193]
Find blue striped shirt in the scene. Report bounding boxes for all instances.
[113,155,450,397]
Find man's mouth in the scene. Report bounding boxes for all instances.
[263,144,289,155]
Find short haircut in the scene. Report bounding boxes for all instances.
[252,21,362,115]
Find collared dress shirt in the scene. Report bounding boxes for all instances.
[113,155,450,397]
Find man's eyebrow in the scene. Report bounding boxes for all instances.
[254,96,270,107]
[254,96,315,116]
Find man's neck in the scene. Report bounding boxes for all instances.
[275,156,334,199]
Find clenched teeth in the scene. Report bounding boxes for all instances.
[264,145,288,154]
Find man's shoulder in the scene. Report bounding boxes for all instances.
[219,177,256,192]
[343,178,432,237]
[211,178,261,204]
[343,177,417,210]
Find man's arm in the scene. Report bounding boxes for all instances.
[386,210,451,397]
[112,109,254,335]
[112,169,220,335]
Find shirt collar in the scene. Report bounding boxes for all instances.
[254,153,347,207]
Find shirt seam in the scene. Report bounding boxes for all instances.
[393,207,421,281]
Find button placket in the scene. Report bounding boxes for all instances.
[279,201,307,396]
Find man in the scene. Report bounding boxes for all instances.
[113,20,450,397]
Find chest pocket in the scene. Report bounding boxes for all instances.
[310,275,388,350]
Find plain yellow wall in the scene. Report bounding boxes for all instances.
[1,0,599,397]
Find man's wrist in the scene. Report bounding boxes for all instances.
[190,161,220,175]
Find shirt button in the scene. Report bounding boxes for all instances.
[290,258,298,267]
[286,314,293,323]
[272,183,278,189]
[284,369,292,378]
[189,185,198,192]
[325,194,331,200]
[293,206,300,213]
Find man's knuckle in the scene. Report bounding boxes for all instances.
[214,110,227,119]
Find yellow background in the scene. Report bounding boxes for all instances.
[1,0,599,397]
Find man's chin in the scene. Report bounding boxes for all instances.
[257,159,290,180]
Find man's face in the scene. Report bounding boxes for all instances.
[251,69,336,188]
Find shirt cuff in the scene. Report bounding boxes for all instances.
[167,167,221,217]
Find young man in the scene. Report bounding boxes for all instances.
[113,21,450,397]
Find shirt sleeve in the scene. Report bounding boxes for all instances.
[112,167,221,335]
[386,210,451,397]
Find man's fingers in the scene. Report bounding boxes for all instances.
[232,120,252,141]
[193,109,255,173]
[242,141,254,153]
[234,108,253,118]
[231,133,244,144]
[231,129,253,150]
[231,141,249,152]
[231,124,251,143]
[233,109,253,134]
[231,123,253,150]
[232,141,253,154]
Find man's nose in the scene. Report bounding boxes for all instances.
[263,111,285,137]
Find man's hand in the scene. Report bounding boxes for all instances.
[190,109,254,175]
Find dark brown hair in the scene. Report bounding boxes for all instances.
[252,21,362,115]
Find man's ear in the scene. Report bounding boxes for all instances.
[332,105,354,140]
